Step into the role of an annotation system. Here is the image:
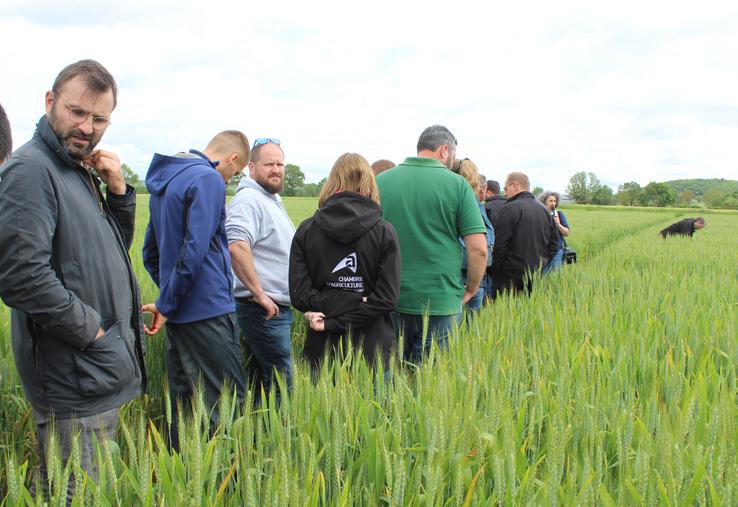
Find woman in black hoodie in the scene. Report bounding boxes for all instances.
[289,153,401,371]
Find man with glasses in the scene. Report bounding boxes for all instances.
[0,60,145,499]
[141,131,250,450]
[376,125,487,363]
[226,138,295,402]
[490,172,558,298]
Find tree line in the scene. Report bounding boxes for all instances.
[124,164,738,209]
[566,171,738,209]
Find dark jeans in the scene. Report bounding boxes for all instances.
[35,407,118,503]
[165,313,246,450]
[391,311,461,364]
[490,275,533,299]
[235,299,294,403]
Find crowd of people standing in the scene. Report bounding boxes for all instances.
[0,59,578,499]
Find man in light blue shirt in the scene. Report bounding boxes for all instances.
[226,138,295,402]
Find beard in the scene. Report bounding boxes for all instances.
[47,106,101,160]
[256,174,284,194]
[445,150,455,169]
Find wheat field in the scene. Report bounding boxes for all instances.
[0,200,736,506]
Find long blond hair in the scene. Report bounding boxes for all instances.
[452,158,481,193]
[318,153,380,208]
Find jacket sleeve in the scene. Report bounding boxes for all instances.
[490,204,516,275]
[288,224,363,316]
[546,216,559,260]
[324,224,401,333]
[156,172,224,316]
[142,219,160,287]
[0,160,101,348]
[106,184,137,250]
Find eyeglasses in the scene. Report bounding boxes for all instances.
[253,137,281,149]
[504,181,517,189]
[62,101,112,131]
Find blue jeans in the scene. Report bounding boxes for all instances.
[391,312,461,364]
[235,299,293,402]
[465,286,485,314]
[543,248,564,274]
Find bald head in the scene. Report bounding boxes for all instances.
[371,159,395,176]
[504,171,530,198]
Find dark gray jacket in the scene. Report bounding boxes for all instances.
[0,116,146,423]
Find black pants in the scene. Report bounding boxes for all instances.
[490,275,533,299]
[303,328,393,372]
[165,313,246,450]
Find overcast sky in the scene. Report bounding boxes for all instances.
[1,0,736,192]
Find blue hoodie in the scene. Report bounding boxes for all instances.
[142,150,235,323]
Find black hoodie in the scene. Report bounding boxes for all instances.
[289,192,400,367]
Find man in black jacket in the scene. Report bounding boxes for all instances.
[484,179,506,226]
[0,60,145,499]
[660,217,705,238]
[490,172,558,298]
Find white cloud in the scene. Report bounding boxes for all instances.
[1,0,737,193]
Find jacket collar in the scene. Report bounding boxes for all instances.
[189,149,220,168]
[506,191,534,203]
[35,115,85,169]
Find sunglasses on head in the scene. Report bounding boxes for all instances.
[252,137,281,149]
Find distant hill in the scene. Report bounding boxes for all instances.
[665,178,738,198]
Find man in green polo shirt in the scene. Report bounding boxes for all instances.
[376,125,487,363]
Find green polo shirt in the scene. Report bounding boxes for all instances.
[376,157,485,315]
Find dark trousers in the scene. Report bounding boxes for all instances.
[35,408,118,503]
[490,275,533,299]
[235,299,294,403]
[302,327,394,372]
[165,313,246,450]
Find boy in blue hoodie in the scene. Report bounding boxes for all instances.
[142,130,249,450]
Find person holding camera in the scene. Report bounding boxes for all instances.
[539,191,571,273]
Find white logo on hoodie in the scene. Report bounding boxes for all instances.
[332,252,357,273]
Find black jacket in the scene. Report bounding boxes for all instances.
[484,195,506,227]
[289,192,400,365]
[0,116,145,422]
[660,218,698,238]
[490,191,558,280]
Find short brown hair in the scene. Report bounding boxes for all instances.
[52,59,119,108]
[206,130,250,165]
[319,153,379,208]
[250,141,284,163]
[371,159,395,176]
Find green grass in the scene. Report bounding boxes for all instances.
[1,201,736,505]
